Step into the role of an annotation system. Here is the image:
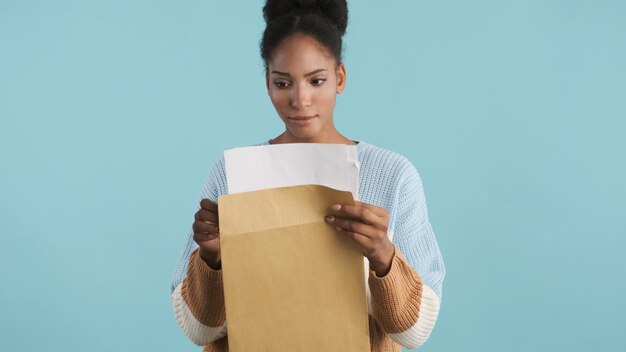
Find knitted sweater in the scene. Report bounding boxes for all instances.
[171,140,446,351]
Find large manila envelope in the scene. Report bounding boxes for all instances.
[218,184,370,352]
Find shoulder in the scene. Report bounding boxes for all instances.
[207,153,225,180]
[358,141,421,183]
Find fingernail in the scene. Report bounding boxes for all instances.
[335,226,342,231]
[331,204,341,211]
[325,216,334,222]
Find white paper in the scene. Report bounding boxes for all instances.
[224,143,360,200]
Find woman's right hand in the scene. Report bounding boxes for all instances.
[193,198,222,269]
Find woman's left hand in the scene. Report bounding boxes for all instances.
[325,201,395,277]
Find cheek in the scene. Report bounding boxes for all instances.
[269,91,287,111]
[319,89,337,108]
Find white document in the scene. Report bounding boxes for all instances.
[224,143,360,200]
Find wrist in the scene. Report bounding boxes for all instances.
[368,242,395,277]
[199,248,222,270]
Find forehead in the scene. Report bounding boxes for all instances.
[268,34,336,73]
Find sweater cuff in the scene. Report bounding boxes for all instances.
[191,248,224,282]
[180,248,226,326]
[368,246,423,334]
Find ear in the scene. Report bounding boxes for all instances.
[336,63,346,94]
[265,69,270,93]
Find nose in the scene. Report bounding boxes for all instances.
[290,84,311,110]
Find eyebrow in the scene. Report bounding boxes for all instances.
[270,69,328,77]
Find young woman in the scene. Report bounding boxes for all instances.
[171,1,445,351]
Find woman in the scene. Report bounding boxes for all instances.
[171,1,445,351]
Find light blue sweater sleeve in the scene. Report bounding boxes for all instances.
[355,141,445,299]
[170,155,226,295]
[390,158,446,299]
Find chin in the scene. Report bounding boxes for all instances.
[286,127,320,140]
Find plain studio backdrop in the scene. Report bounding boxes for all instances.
[1,1,624,351]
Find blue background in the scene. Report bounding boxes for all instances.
[1,1,625,351]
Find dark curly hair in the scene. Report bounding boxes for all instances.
[260,0,348,70]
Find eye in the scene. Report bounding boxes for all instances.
[311,78,327,86]
[273,80,290,89]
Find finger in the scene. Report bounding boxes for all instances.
[335,226,374,252]
[354,201,389,219]
[330,204,381,227]
[193,232,220,243]
[195,208,219,224]
[193,221,219,234]
[328,217,383,239]
[200,198,218,212]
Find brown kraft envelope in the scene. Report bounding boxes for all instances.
[218,184,370,351]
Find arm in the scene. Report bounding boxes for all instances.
[172,247,227,345]
[170,157,229,345]
[368,160,445,349]
[368,247,441,349]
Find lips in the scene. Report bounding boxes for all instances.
[288,115,317,126]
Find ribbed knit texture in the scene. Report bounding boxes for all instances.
[171,140,446,350]
[182,249,226,327]
[202,338,228,352]
[368,248,423,334]
[368,315,402,352]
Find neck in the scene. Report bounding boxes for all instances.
[270,131,356,145]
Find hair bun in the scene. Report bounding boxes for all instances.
[263,0,348,36]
